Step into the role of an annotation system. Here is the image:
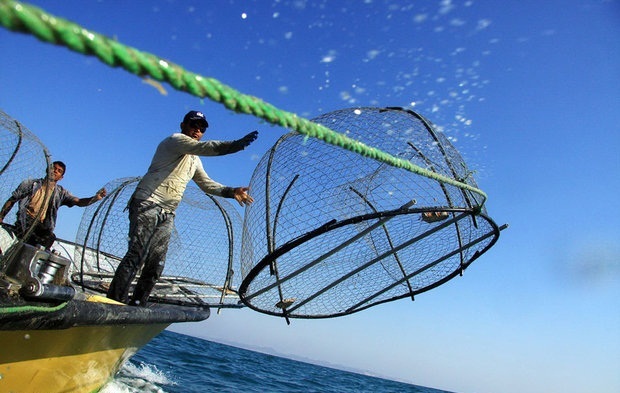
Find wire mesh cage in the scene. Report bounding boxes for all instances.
[0,108,52,254]
[72,177,245,308]
[239,107,502,319]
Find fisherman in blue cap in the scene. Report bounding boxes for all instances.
[107,110,258,306]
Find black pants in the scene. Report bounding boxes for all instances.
[16,222,56,249]
[107,200,173,306]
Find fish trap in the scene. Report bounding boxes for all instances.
[239,107,504,320]
[72,177,244,308]
[0,108,54,252]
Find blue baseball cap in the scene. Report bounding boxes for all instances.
[182,110,209,127]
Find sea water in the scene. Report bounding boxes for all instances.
[100,330,453,393]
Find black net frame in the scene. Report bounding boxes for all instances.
[239,107,503,319]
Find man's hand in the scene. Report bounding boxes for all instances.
[239,130,258,148]
[0,199,16,223]
[76,188,108,207]
[233,187,254,207]
[225,131,259,154]
[95,188,107,201]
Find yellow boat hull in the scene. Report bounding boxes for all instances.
[0,243,210,393]
[0,323,169,393]
[0,292,209,393]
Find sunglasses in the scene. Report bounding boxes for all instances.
[188,120,207,132]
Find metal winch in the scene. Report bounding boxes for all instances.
[1,242,75,301]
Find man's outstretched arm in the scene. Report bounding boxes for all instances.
[74,188,107,207]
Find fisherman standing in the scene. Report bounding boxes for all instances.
[107,110,257,306]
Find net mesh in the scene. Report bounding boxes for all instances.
[0,108,51,253]
[73,177,244,308]
[239,107,500,319]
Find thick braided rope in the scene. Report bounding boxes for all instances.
[0,0,487,205]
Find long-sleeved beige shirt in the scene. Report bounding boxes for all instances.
[133,133,235,211]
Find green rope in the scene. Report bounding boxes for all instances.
[0,0,487,205]
[0,301,67,314]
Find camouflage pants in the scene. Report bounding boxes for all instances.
[107,199,174,305]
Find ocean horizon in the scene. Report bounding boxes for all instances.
[101,330,455,393]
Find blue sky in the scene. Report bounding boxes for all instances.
[1,1,619,392]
